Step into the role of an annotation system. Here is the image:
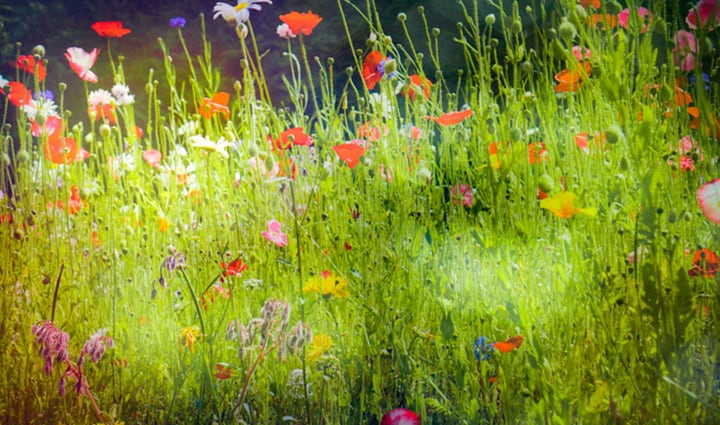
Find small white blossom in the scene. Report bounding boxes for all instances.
[88,89,113,107]
[213,0,272,26]
[111,83,135,105]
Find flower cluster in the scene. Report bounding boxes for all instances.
[303,270,350,298]
[32,321,70,375]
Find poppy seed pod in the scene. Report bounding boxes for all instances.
[558,19,577,42]
[397,12,406,22]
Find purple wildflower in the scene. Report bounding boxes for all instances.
[32,320,70,375]
[170,17,187,28]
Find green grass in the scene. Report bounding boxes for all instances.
[1,0,720,423]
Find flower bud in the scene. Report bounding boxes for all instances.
[16,149,29,163]
[32,44,45,58]
[604,124,624,144]
[538,174,554,193]
[397,12,407,22]
[485,14,496,26]
[432,27,441,38]
[558,19,577,42]
[511,19,523,34]
[99,124,112,139]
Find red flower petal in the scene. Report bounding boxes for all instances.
[362,51,385,90]
[6,81,33,107]
[425,109,473,126]
[199,92,230,120]
[279,10,323,36]
[92,21,131,38]
[332,141,366,169]
[43,134,79,165]
[16,55,47,82]
[493,335,524,353]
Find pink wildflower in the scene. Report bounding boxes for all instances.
[32,321,70,375]
[452,184,474,207]
[262,219,289,247]
[78,328,114,367]
[674,30,697,72]
[686,0,720,30]
[697,178,720,223]
[381,408,421,425]
[618,7,653,33]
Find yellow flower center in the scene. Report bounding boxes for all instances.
[235,3,248,11]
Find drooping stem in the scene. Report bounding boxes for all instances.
[50,263,64,323]
[179,269,206,335]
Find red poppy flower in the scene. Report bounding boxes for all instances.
[271,127,313,151]
[6,81,33,107]
[688,248,719,277]
[43,134,80,165]
[88,103,117,125]
[16,55,47,82]
[332,141,366,169]
[578,0,601,9]
[49,185,87,214]
[357,120,389,143]
[279,10,322,36]
[381,408,421,425]
[213,363,235,380]
[404,74,432,101]
[493,335,524,353]
[198,92,230,120]
[553,60,592,93]
[425,109,473,126]
[32,115,63,138]
[92,21,131,38]
[362,50,386,90]
[489,142,501,169]
[221,258,248,279]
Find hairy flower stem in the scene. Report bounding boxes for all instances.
[298,35,321,121]
[179,269,206,336]
[50,263,64,323]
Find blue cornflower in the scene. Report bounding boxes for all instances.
[170,17,187,28]
[689,73,711,91]
[34,89,54,101]
[378,57,398,80]
[474,336,495,361]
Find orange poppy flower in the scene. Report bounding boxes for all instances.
[92,21,131,38]
[689,248,719,278]
[587,13,618,28]
[362,50,386,90]
[43,134,80,165]
[553,60,592,93]
[528,142,547,164]
[199,92,230,120]
[16,55,47,82]
[279,10,322,36]
[424,109,473,126]
[493,335,524,353]
[489,142,501,169]
[404,74,432,101]
[88,103,117,124]
[332,141,366,169]
[49,185,87,214]
[578,0,601,9]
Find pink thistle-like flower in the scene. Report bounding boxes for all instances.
[618,7,653,33]
[262,219,289,247]
[697,178,720,223]
[686,0,720,30]
[78,328,114,367]
[65,47,100,83]
[381,408,421,425]
[32,320,70,375]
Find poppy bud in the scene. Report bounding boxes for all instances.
[538,174,554,193]
[558,19,577,42]
[485,14,496,25]
[397,12,407,22]
[604,124,624,144]
[99,124,112,140]
[417,5,424,14]
[16,149,29,163]
[432,27,441,38]
[511,19,523,34]
[1,153,9,167]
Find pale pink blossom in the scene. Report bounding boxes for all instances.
[262,219,289,247]
[65,47,100,83]
[673,30,697,72]
[276,23,297,39]
[697,178,720,223]
[618,7,653,34]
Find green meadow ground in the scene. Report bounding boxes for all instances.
[1,0,720,423]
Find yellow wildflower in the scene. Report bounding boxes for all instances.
[539,191,597,218]
[307,333,333,361]
[302,271,349,298]
[178,325,202,353]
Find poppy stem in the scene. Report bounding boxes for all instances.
[50,263,64,323]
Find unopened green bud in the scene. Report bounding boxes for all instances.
[490,38,499,49]
[145,82,153,94]
[538,174,554,193]
[383,58,397,75]
[383,35,392,45]
[34,113,46,127]
[485,14,496,26]
[521,61,533,74]
[16,149,30,163]
[397,12,407,22]
[511,19,523,34]
[1,153,10,167]
[99,124,112,139]
[58,82,67,92]
[604,124,624,144]
[32,44,45,57]
[509,127,522,142]
[432,27,441,38]
[526,6,533,14]
[233,80,242,92]
[417,5,424,14]
[558,19,577,42]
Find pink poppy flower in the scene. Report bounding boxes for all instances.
[572,45,591,61]
[686,0,720,30]
[618,7,653,34]
[65,47,100,83]
[262,219,289,247]
[697,178,720,223]
[673,30,697,72]
[142,149,162,169]
[381,408,421,425]
[31,115,62,138]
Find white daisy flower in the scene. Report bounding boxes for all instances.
[111,83,134,105]
[213,0,272,26]
[88,89,113,107]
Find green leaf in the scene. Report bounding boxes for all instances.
[440,313,455,340]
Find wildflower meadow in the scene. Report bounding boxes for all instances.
[1,0,720,423]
